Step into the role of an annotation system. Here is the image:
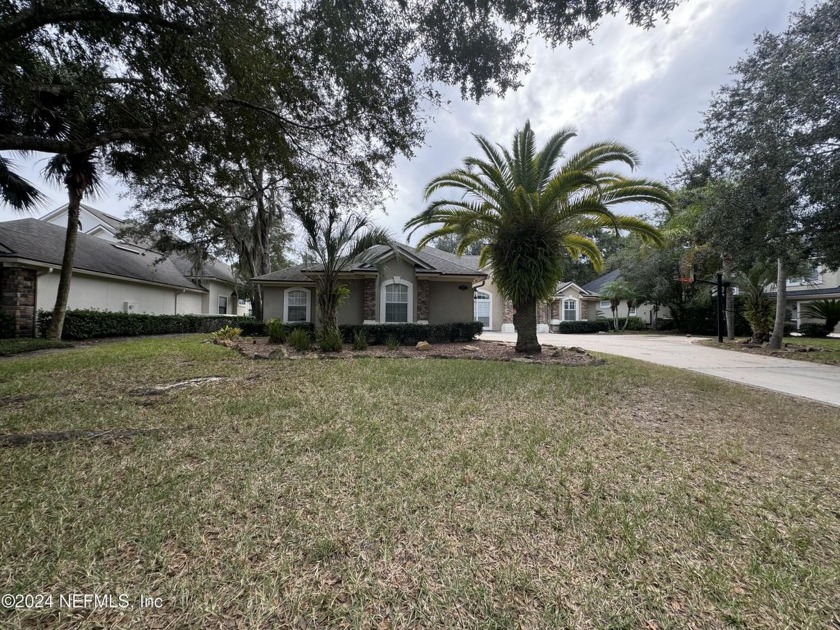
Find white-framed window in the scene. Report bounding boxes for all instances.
[563,298,578,321]
[474,289,492,329]
[381,278,413,323]
[218,296,228,315]
[284,287,311,323]
[600,300,611,308]
[628,306,637,316]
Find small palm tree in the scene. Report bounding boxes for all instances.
[736,264,776,343]
[294,205,391,345]
[405,121,673,352]
[802,299,840,335]
[43,150,104,339]
[600,279,636,331]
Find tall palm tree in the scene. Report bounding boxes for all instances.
[405,121,674,353]
[43,149,103,339]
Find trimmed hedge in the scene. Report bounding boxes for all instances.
[36,309,261,340]
[611,316,646,331]
[556,320,610,334]
[798,322,830,338]
[338,322,483,345]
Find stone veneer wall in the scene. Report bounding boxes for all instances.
[362,278,376,321]
[1,266,37,337]
[417,280,430,321]
[503,299,514,324]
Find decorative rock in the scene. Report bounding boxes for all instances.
[512,357,535,363]
[269,347,288,359]
[462,345,480,352]
[569,346,587,354]
[416,341,431,350]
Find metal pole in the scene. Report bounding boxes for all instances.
[716,272,724,343]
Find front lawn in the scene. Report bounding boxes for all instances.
[700,336,840,365]
[1,336,838,628]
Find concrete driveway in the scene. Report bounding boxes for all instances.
[479,331,840,408]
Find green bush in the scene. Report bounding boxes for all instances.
[556,320,610,334]
[267,319,287,344]
[36,309,259,340]
[240,321,267,337]
[338,322,482,346]
[798,322,830,338]
[289,327,312,351]
[210,325,242,341]
[385,334,400,350]
[318,326,343,352]
[677,296,752,336]
[352,329,368,351]
[0,311,15,339]
[612,317,646,331]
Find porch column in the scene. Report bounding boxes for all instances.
[416,279,430,323]
[1,266,37,338]
[362,278,376,323]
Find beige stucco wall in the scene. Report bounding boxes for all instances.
[36,271,204,315]
[337,280,364,326]
[376,257,418,322]
[428,280,474,324]
[261,284,317,323]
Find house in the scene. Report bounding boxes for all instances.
[775,264,840,333]
[252,244,486,326]
[0,207,243,337]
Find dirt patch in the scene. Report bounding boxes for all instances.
[225,337,604,366]
[0,428,175,447]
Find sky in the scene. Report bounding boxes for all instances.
[0,0,810,241]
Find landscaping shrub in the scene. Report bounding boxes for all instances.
[338,322,483,346]
[239,321,267,337]
[318,326,343,352]
[210,325,242,341]
[352,330,368,351]
[556,320,609,334]
[798,322,830,338]
[289,327,312,351]
[611,317,646,331]
[652,318,675,331]
[677,296,752,336]
[385,334,400,350]
[36,309,260,340]
[0,311,15,339]
[267,319,287,344]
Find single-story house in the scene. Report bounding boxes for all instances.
[252,244,486,326]
[1,211,243,337]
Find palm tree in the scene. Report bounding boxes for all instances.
[405,121,674,353]
[735,264,776,343]
[294,205,391,347]
[43,150,103,339]
[802,299,840,335]
[1,155,43,210]
[599,279,631,331]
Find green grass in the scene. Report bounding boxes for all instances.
[0,338,72,357]
[701,336,840,365]
[1,335,838,628]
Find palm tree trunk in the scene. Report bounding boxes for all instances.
[513,299,541,353]
[723,255,735,340]
[46,188,82,339]
[769,258,787,350]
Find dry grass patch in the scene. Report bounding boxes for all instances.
[0,335,838,628]
[699,336,840,365]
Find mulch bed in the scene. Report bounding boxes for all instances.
[221,337,604,366]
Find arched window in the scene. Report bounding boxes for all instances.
[284,287,311,323]
[381,278,413,323]
[563,298,578,321]
[474,290,492,329]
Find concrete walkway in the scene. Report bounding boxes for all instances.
[480,331,840,408]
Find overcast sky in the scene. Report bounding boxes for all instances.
[1,0,810,241]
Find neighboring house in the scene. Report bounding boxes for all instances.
[771,264,840,333]
[1,207,243,337]
[252,244,486,326]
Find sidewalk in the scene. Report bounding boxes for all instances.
[480,331,840,408]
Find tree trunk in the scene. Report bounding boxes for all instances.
[723,255,735,340]
[46,188,83,339]
[513,298,541,353]
[769,258,787,350]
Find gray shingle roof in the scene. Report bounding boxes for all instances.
[769,287,840,298]
[252,243,485,283]
[0,219,205,291]
[581,269,621,294]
